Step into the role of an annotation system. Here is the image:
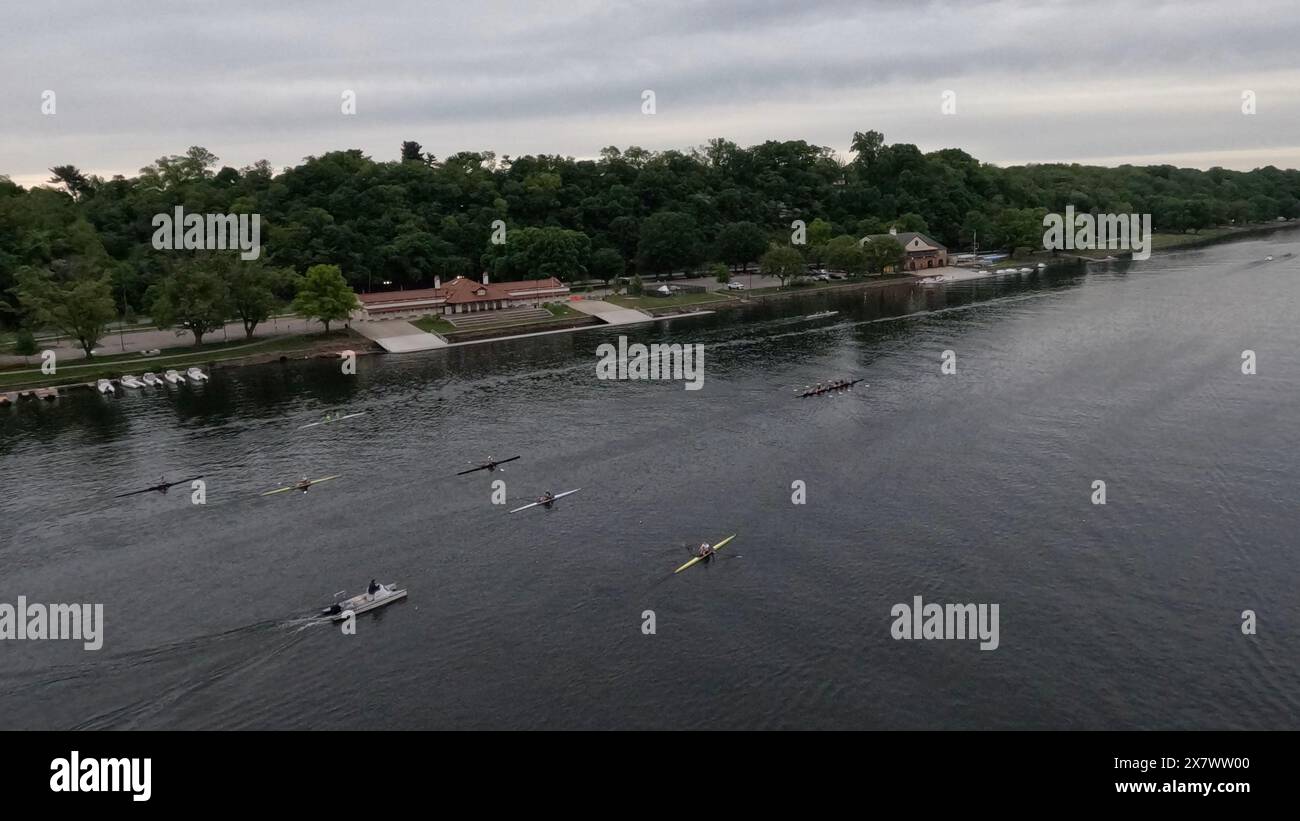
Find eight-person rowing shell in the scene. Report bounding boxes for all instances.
[798,379,863,397]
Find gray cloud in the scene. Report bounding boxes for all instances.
[3,0,1299,186]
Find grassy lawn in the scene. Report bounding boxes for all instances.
[742,277,875,295]
[608,292,736,309]
[545,303,578,318]
[0,332,359,390]
[413,303,583,336]
[411,316,457,334]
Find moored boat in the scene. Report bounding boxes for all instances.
[96,379,116,395]
[141,372,163,387]
[163,370,185,385]
[186,367,209,383]
[119,374,145,389]
[36,387,58,401]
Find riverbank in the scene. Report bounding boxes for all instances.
[0,330,377,392]
[5,220,1292,392]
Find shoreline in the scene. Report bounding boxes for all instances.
[0,332,379,395]
[4,221,1294,397]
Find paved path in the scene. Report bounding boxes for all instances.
[352,320,447,352]
[0,316,324,367]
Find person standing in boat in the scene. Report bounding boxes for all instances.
[368,579,380,597]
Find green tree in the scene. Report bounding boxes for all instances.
[825,235,867,275]
[13,262,117,357]
[637,211,700,279]
[226,259,293,338]
[482,226,590,282]
[292,264,358,333]
[628,274,645,296]
[588,248,625,290]
[13,327,38,363]
[862,237,905,274]
[711,262,730,283]
[148,261,231,346]
[47,165,93,200]
[716,221,767,273]
[759,243,805,287]
[806,217,834,265]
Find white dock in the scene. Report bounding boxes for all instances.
[353,320,447,353]
[567,300,655,326]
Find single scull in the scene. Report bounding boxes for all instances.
[674,534,738,573]
[509,488,581,513]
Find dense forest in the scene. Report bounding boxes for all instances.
[4,130,1300,332]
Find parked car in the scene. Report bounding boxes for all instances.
[726,281,746,290]
[827,272,845,280]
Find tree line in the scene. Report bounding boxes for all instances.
[4,131,1299,340]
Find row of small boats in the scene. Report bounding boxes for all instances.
[96,367,208,395]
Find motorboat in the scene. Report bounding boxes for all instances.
[119,374,145,389]
[1018,267,1032,273]
[96,379,116,395]
[35,387,58,401]
[918,275,945,285]
[163,370,185,385]
[141,372,163,387]
[320,583,407,622]
[1037,263,1047,269]
[186,367,209,383]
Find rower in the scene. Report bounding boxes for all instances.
[541,490,556,505]
[295,477,312,491]
[697,542,715,561]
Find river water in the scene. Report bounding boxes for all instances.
[2,233,1298,729]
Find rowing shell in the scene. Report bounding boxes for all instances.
[798,379,863,398]
[674,534,737,574]
[457,455,522,476]
[298,412,367,430]
[508,488,581,514]
[260,475,341,496]
[114,475,205,498]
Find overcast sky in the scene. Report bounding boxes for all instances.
[3,0,1299,188]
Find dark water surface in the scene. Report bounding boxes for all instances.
[3,234,1299,729]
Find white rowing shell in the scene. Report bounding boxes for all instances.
[509,488,581,514]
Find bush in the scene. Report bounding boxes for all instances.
[628,275,644,296]
[14,328,39,358]
[711,263,730,284]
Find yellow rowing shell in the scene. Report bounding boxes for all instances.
[674,534,737,574]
